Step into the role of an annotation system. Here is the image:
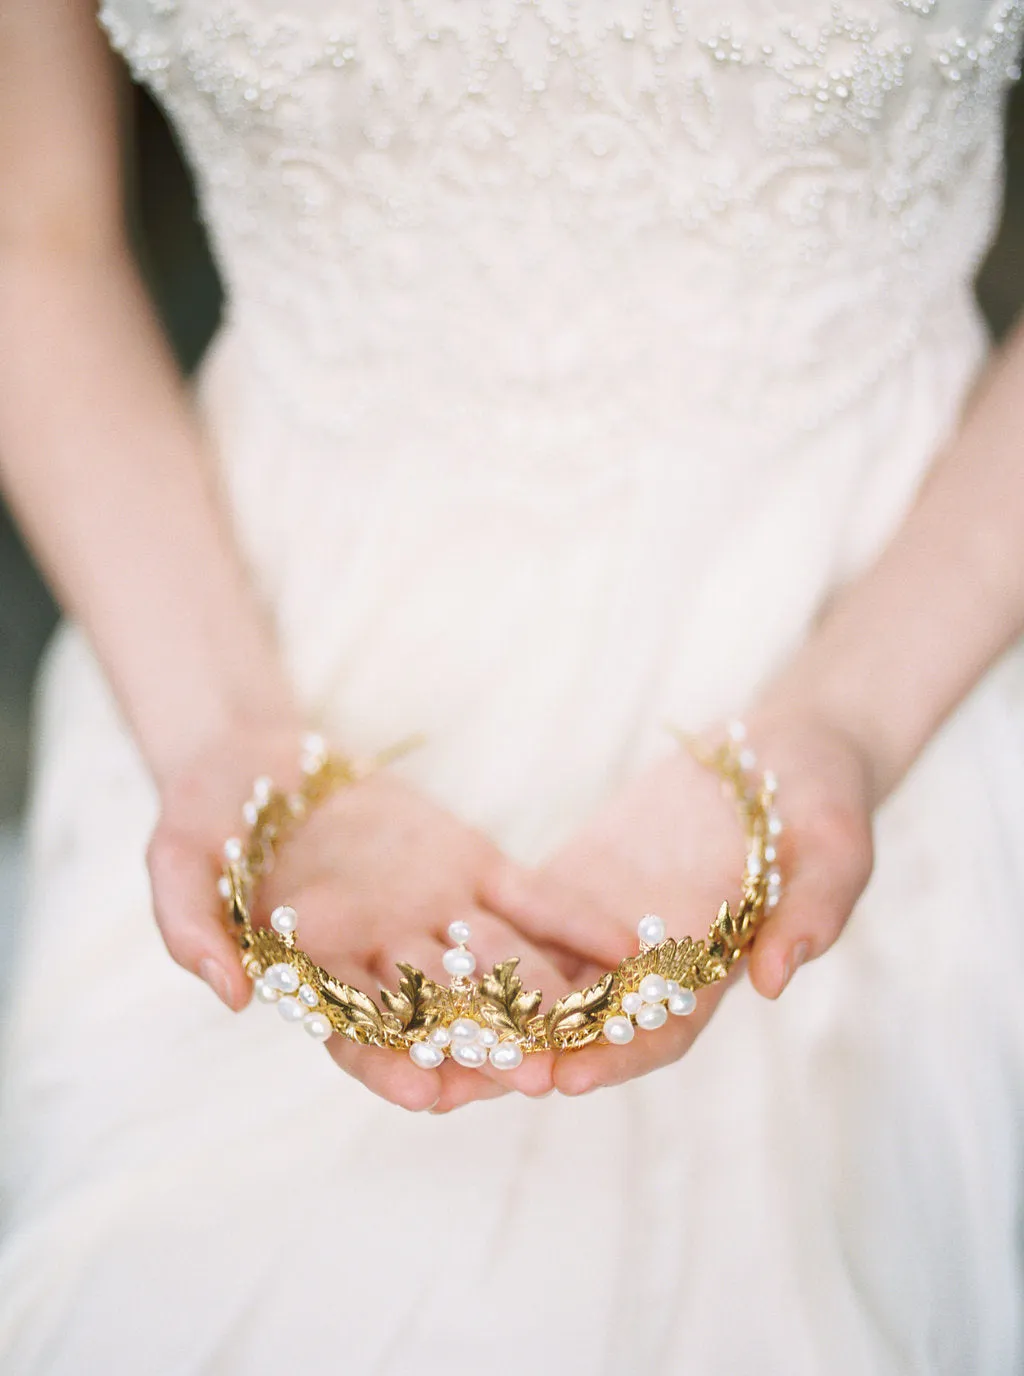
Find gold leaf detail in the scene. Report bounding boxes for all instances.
[320,977,386,1044]
[711,900,737,944]
[545,972,615,1049]
[477,959,543,1037]
[616,935,729,991]
[617,937,681,987]
[379,962,446,1034]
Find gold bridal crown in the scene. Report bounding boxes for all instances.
[218,725,783,1072]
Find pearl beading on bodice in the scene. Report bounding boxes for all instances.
[99,1,1022,444]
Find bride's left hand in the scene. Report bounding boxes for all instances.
[481,716,877,1096]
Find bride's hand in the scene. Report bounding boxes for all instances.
[146,726,617,1113]
[482,716,876,1096]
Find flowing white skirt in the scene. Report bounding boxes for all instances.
[0,290,1022,1374]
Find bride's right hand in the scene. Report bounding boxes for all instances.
[146,726,617,1114]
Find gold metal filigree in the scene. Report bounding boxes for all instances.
[220,724,782,1060]
[380,963,449,1036]
[545,973,617,1051]
[477,959,544,1041]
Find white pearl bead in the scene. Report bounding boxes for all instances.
[303,1013,332,1041]
[266,963,299,993]
[638,974,669,1004]
[277,995,305,1023]
[746,854,763,877]
[301,732,326,761]
[252,776,272,805]
[603,1015,635,1045]
[449,1017,482,1044]
[298,983,318,1008]
[217,876,233,900]
[666,979,680,997]
[637,913,666,946]
[668,989,697,1016]
[727,720,747,742]
[768,814,783,837]
[489,1041,524,1070]
[763,769,778,794]
[768,869,782,888]
[270,905,298,936]
[636,1002,668,1031]
[242,800,259,827]
[478,1028,499,1048]
[442,947,476,977]
[764,845,777,863]
[447,920,472,945]
[451,1042,488,1069]
[739,748,757,771]
[621,992,644,1016]
[254,979,280,1004]
[767,892,780,909]
[410,1041,445,1070]
[223,837,243,862]
[428,1025,451,1047]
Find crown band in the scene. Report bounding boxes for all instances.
[218,724,782,1069]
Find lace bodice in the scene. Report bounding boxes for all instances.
[99,1,1023,439]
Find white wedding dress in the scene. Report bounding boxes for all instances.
[2,0,1024,1370]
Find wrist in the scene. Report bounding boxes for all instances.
[746,668,895,810]
[146,667,303,795]
[154,711,310,824]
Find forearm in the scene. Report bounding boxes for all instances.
[0,241,299,785]
[758,315,1024,805]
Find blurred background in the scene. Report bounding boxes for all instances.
[2,80,1024,956]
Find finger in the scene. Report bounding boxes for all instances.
[438,910,566,1097]
[147,824,252,1012]
[461,910,574,1001]
[326,1033,445,1112]
[324,966,512,1112]
[368,930,541,1103]
[553,975,735,1096]
[527,941,592,982]
[367,936,449,994]
[746,866,848,1000]
[479,860,632,967]
[311,946,442,1112]
[428,1065,513,1114]
[747,816,872,1001]
[479,1044,556,1098]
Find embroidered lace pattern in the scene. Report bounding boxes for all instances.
[98,1,1023,438]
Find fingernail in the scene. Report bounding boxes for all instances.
[198,958,233,1008]
[780,941,810,995]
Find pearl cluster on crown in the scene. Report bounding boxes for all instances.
[217,723,783,1065]
[404,919,523,1072]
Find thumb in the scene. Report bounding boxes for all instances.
[146,822,251,1011]
[746,844,870,1001]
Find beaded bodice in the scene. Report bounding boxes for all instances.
[100,1,1023,440]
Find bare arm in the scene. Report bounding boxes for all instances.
[0,0,298,785]
[724,329,1024,996]
[0,0,304,1007]
[758,316,1024,805]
